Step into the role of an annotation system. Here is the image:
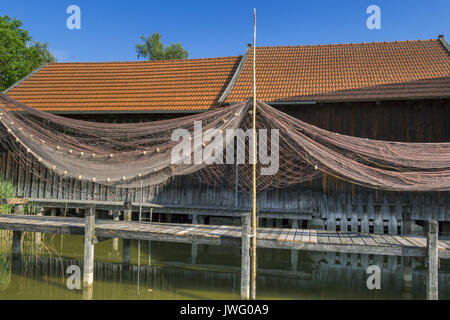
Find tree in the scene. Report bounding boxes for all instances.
[136,32,188,60]
[0,15,55,91]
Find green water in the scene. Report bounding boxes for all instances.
[0,231,448,300]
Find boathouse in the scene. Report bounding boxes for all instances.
[1,36,450,236]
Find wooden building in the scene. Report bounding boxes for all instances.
[2,36,450,235]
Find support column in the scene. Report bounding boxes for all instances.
[291,220,298,271]
[191,242,198,265]
[190,214,199,264]
[123,239,131,265]
[148,240,152,266]
[50,208,57,217]
[14,205,23,215]
[83,206,95,288]
[402,208,412,235]
[124,201,132,222]
[112,210,120,253]
[402,257,413,300]
[35,207,44,246]
[12,231,22,257]
[10,231,22,274]
[374,213,383,234]
[426,220,438,300]
[241,213,250,300]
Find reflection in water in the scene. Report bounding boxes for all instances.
[0,230,449,299]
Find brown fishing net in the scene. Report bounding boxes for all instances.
[0,92,449,193]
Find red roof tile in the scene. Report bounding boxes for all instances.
[225,39,450,103]
[6,57,241,112]
[5,39,450,113]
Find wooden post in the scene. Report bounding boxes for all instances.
[123,239,131,265]
[241,213,250,300]
[291,220,298,271]
[148,240,152,266]
[402,208,412,234]
[191,214,198,264]
[426,220,439,300]
[35,207,44,246]
[12,231,22,256]
[191,242,198,265]
[10,231,22,274]
[112,210,120,252]
[50,208,56,216]
[14,205,24,215]
[124,201,132,222]
[402,257,413,299]
[83,206,95,288]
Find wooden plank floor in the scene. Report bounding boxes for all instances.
[0,214,449,258]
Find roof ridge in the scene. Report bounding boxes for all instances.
[252,38,438,49]
[46,55,242,65]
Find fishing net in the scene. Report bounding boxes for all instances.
[0,92,449,192]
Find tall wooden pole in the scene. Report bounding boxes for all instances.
[251,7,257,300]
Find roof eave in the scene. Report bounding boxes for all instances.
[3,63,48,94]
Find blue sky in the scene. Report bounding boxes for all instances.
[1,0,449,62]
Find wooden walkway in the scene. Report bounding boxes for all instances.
[1,213,449,258]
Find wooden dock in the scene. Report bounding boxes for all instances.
[0,212,447,300]
[0,213,449,258]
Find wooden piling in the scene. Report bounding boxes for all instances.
[124,201,132,222]
[426,220,439,300]
[402,208,412,234]
[191,242,198,264]
[83,206,95,288]
[12,231,22,256]
[112,210,120,252]
[402,256,413,299]
[123,239,131,265]
[241,213,250,300]
[291,220,299,271]
[14,205,24,215]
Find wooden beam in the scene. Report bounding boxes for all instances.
[1,198,28,205]
[26,197,313,219]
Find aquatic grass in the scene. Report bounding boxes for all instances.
[0,252,10,291]
[0,178,16,213]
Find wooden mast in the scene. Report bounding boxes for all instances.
[251,7,257,300]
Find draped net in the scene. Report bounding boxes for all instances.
[0,92,449,192]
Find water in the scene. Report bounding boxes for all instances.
[0,230,449,300]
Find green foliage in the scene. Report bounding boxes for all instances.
[0,15,55,91]
[0,178,16,213]
[136,32,188,60]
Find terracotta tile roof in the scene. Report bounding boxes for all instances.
[6,56,241,112]
[225,39,450,103]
